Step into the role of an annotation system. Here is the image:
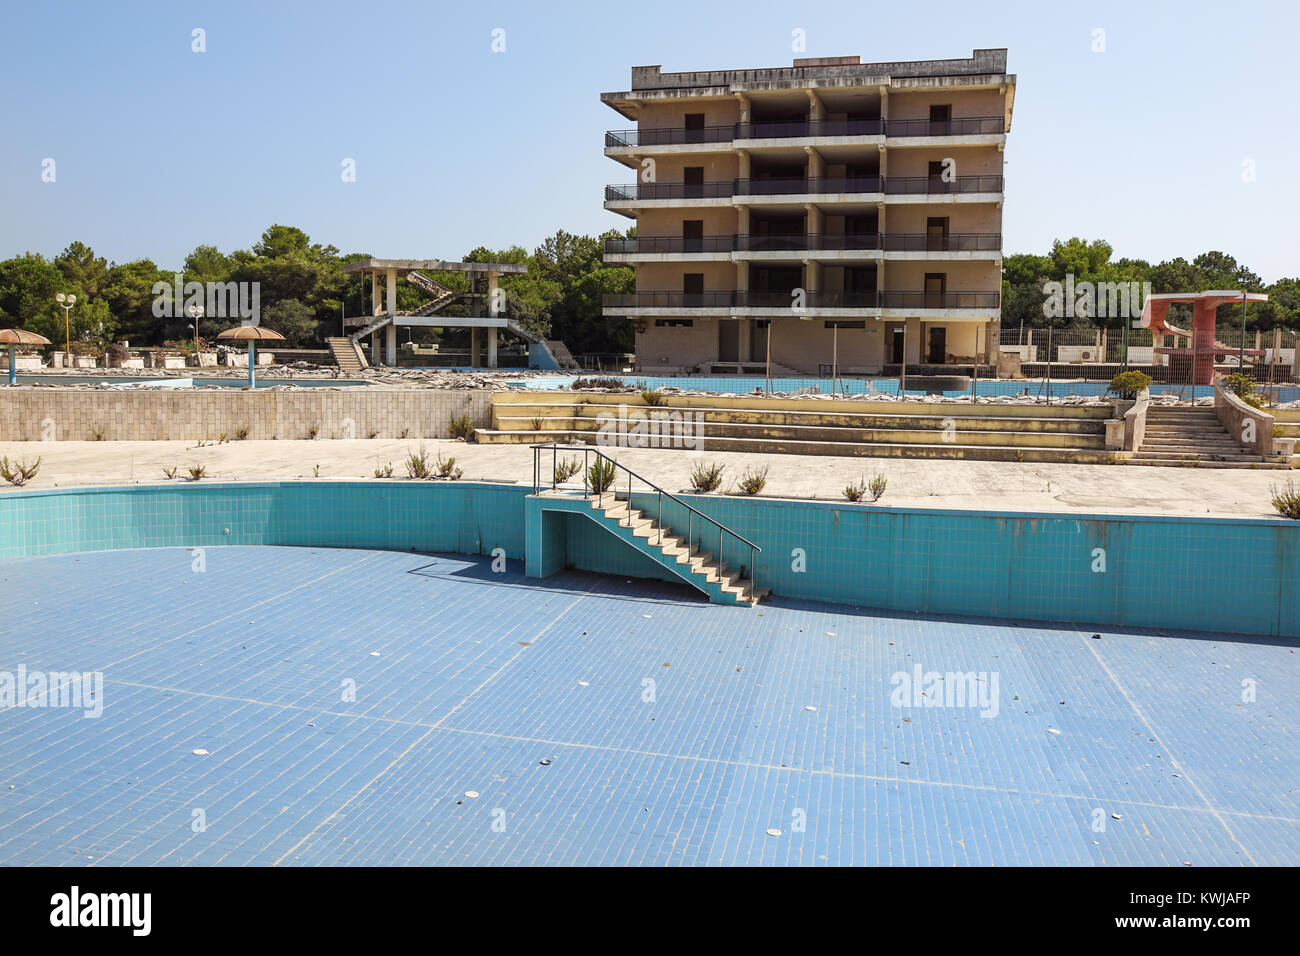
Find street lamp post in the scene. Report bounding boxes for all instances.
[187,302,204,353]
[55,292,76,364]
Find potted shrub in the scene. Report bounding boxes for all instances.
[1105,370,1152,412]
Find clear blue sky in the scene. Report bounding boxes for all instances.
[2,0,1296,280]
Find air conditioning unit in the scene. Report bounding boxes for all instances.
[1079,348,1095,362]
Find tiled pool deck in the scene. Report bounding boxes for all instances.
[0,545,1294,866]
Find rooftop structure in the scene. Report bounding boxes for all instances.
[340,258,534,369]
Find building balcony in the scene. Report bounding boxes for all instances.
[605,236,736,255]
[605,182,734,202]
[601,289,882,316]
[734,290,882,309]
[605,126,735,148]
[603,291,737,312]
[884,116,1005,138]
[602,289,999,317]
[881,234,1002,259]
[883,176,1004,200]
[605,175,998,211]
[604,119,885,151]
[736,233,883,252]
[880,291,1000,311]
[883,233,1001,252]
[733,175,883,198]
[735,118,883,141]
[604,234,885,257]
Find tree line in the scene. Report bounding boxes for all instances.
[0,225,637,354]
[1002,238,1299,333]
[1,229,1296,354]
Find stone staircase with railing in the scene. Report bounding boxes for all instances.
[532,443,766,606]
[546,340,580,369]
[586,494,767,605]
[326,337,368,374]
[1131,405,1291,468]
[480,393,1117,463]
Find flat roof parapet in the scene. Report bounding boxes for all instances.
[623,48,1009,91]
[342,259,528,275]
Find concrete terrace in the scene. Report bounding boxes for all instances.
[0,437,1292,519]
[0,546,1294,866]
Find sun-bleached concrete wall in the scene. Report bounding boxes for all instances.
[0,387,493,442]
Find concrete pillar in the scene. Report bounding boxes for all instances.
[808,90,825,123]
[385,323,397,367]
[371,330,380,364]
[487,327,498,368]
[804,146,824,179]
[737,93,751,125]
[386,269,397,315]
[371,271,382,315]
[488,272,500,317]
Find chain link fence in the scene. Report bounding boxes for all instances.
[999,325,1297,390]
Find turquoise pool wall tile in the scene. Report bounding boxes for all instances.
[2,483,1297,636]
[0,482,531,563]
[626,492,1299,637]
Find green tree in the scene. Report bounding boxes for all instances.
[260,298,319,347]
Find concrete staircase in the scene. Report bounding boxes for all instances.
[546,340,580,369]
[479,394,1118,463]
[326,337,368,374]
[404,271,460,316]
[582,493,767,606]
[1131,405,1291,468]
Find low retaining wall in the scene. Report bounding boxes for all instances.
[1214,378,1275,456]
[2,481,1296,638]
[0,387,493,441]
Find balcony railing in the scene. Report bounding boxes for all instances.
[735,118,883,139]
[604,236,736,255]
[883,233,1002,252]
[884,116,1005,137]
[602,291,998,311]
[601,290,884,310]
[605,126,735,148]
[605,117,1000,148]
[881,291,1000,309]
[736,233,883,252]
[603,292,735,309]
[607,175,1000,203]
[605,182,733,201]
[603,233,888,255]
[884,175,1004,195]
[733,176,882,196]
[735,290,881,309]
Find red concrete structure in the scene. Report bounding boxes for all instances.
[1139,290,1268,385]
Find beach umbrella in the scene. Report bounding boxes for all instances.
[0,328,52,385]
[215,325,285,388]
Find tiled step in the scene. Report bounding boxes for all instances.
[326,337,366,374]
[585,494,764,606]
[483,429,1119,464]
[1126,457,1291,469]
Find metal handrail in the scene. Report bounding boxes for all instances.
[530,442,761,602]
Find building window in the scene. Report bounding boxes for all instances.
[655,319,694,328]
